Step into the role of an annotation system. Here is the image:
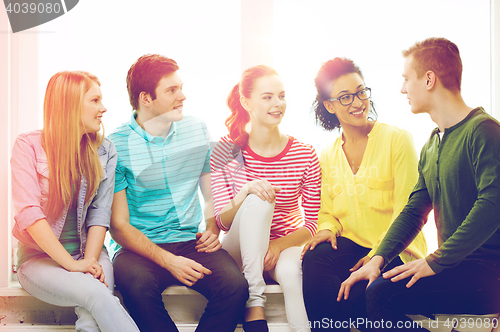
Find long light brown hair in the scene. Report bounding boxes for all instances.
[42,71,104,218]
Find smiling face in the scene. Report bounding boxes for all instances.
[242,74,286,127]
[81,82,106,134]
[323,72,369,128]
[149,71,186,122]
[401,55,429,114]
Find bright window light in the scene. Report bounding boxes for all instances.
[27,0,490,261]
[272,0,490,253]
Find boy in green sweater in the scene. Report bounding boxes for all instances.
[338,37,500,331]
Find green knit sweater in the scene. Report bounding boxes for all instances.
[375,108,500,273]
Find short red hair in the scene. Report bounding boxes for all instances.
[127,54,179,111]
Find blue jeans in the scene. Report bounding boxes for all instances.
[365,260,500,332]
[113,240,249,332]
[17,248,139,332]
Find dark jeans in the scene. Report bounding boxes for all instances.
[113,240,249,332]
[366,260,500,332]
[302,237,403,332]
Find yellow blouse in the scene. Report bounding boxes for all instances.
[318,122,427,263]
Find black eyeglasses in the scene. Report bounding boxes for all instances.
[329,88,371,106]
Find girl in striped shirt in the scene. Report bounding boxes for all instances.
[211,65,321,332]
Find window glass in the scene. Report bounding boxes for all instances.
[273,0,490,252]
[16,0,490,273]
[37,0,241,137]
[12,0,241,279]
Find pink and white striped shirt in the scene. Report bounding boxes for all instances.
[211,135,321,240]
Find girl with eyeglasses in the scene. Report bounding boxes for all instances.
[300,58,428,331]
[12,71,139,332]
[211,65,321,332]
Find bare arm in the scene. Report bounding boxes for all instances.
[84,226,107,261]
[27,219,103,277]
[110,189,211,286]
[84,225,108,284]
[110,189,174,265]
[195,172,221,253]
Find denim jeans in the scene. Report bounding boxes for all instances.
[365,259,500,332]
[302,237,403,332]
[17,248,139,332]
[113,240,248,332]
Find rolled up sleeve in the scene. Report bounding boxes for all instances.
[85,139,118,228]
[11,136,47,231]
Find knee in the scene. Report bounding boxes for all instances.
[365,277,389,307]
[222,270,249,303]
[114,264,156,298]
[275,262,302,289]
[238,194,275,231]
[302,242,333,270]
[235,276,250,303]
[79,279,118,308]
[245,194,275,212]
[209,251,249,302]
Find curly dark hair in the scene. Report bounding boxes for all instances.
[312,57,377,131]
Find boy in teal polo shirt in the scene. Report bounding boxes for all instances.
[337,38,500,331]
[109,54,248,332]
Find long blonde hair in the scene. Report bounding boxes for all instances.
[42,71,104,218]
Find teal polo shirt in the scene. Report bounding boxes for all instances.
[108,113,212,255]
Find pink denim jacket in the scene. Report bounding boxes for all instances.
[11,130,117,257]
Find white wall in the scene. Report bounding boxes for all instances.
[1,0,499,286]
[1,6,40,286]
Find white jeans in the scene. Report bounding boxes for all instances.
[222,194,311,332]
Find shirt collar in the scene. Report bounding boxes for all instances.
[129,112,177,144]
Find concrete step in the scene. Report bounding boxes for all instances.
[0,326,76,331]
[2,286,498,332]
[0,323,293,331]
[0,284,292,331]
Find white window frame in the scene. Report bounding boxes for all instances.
[1,15,40,287]
[1,0,500,288]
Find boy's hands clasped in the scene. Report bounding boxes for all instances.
[195,230,221,253]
